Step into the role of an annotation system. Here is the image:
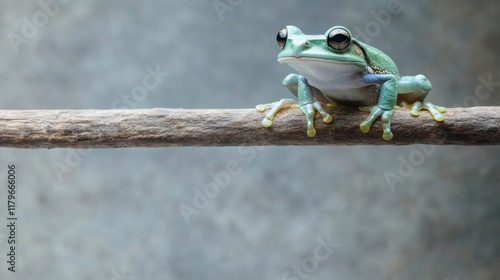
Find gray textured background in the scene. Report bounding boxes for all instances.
[0,0,499,279]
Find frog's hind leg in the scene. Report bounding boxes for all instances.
[397,75,446,121]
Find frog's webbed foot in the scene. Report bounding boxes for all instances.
[256,98,297,127]
[298,102,333,137]
[400,101,447,122]
[359,106,395,140]
[256,99,333,137]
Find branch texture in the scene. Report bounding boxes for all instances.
[0,107,498,148]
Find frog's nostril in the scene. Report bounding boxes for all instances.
[304,41,310,46]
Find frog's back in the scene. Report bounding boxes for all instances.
[355,40,400,77]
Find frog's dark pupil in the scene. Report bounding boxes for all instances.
[331,34,347,43]
[276,30,287,49]
[277,31,286,41]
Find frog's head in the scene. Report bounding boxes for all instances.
[276,26,368,80]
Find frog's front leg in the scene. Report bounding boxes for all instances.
[256,74,332,137]
[397,75,446,121]
[359,74,399,140]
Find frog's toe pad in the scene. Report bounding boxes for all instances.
[359,122,371,133]
[358,106,373,113]
[383,131,393,140]
[261,118,273,127]
[323,114,333,123]
[255,104,270,112]
[307,127,316,137]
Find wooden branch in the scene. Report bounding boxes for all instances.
[0,106,498,148]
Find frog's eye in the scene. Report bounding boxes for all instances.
[328,28,351,50]
[276,28,288,49]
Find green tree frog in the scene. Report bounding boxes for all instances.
[256,26,446,140]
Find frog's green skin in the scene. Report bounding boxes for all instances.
[256,25,446,140]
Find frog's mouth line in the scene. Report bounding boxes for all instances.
[278,56,366,68]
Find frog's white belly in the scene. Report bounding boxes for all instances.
[280,57,379,106]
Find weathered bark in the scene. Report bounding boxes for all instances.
[0,106,498,148]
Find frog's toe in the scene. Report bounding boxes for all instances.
[408,101,422,117]
[256,98,298,128]
[256,98,297,112]
[359,106,382,133]
[402,101,447,122]
[255,104,272,112]
[295,101,333,137]
[358,106,373,113]
[383,130,394,140]
[359,121,371,133]
[313,102,333,123]
[360,106,394,140]
[423,102,447,121]
[261,117,273,127]
[381,110,394,140]
[300,103,318,137]
[307,127,316,137]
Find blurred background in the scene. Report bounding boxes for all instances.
[0,0,499,279]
